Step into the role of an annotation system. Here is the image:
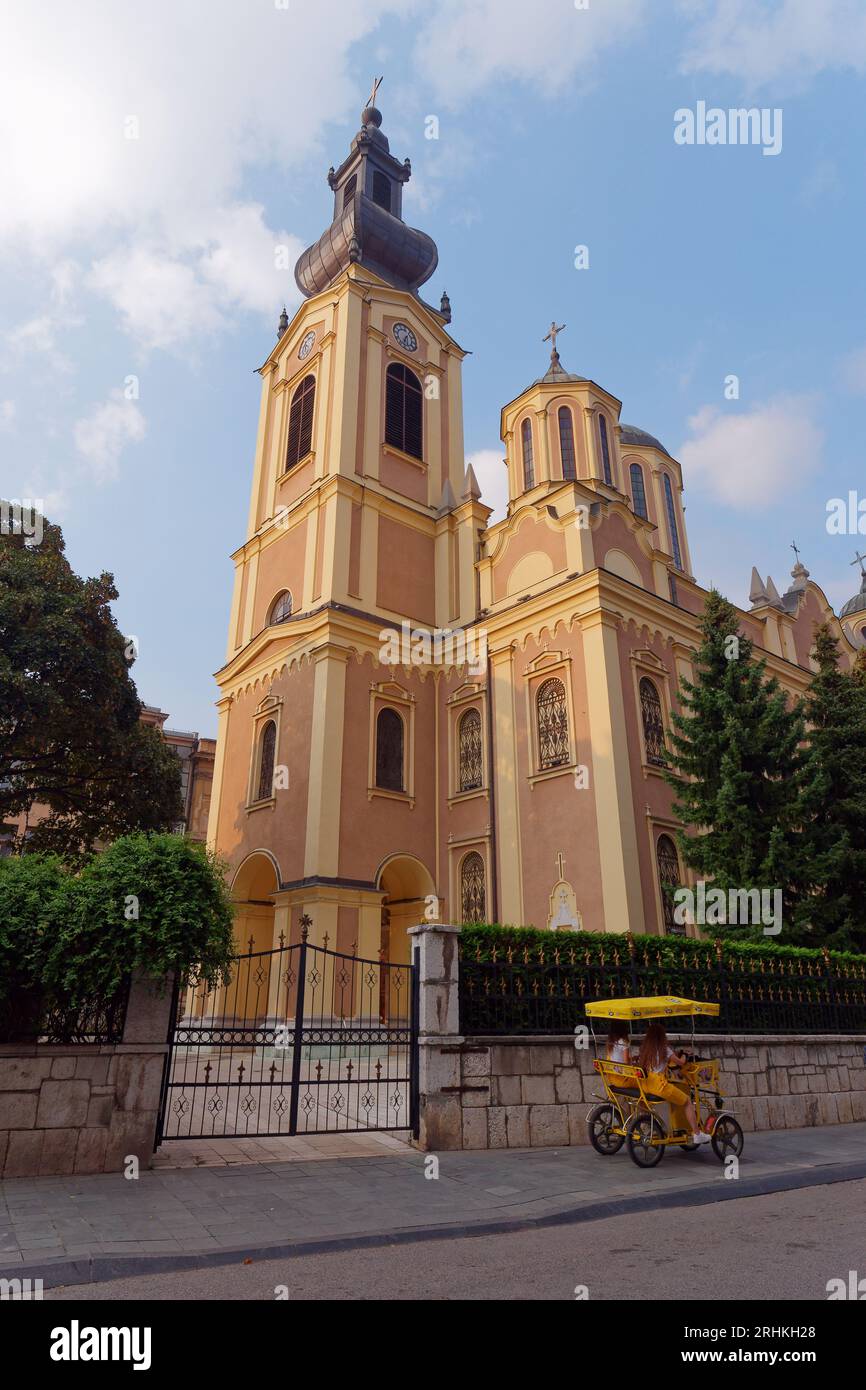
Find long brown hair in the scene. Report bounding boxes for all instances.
[605,1021,630,1057]
[638,1021,668,1073]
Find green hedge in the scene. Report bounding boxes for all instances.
[459,923,866,972]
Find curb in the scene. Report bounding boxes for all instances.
[11,1157,866,1291]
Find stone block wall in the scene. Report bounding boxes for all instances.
[424,1034,866,1151]
[0,973,173,1178]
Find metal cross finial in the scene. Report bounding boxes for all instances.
[852,550,866,575]
[367,75,383,108]
[791,540,801,564]
[543,320,566,355]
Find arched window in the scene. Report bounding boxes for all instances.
[342,174,357,211]
[630,462,648,519]
[375,708,404,792]
[663,473,683,570]
[558,406,576,481]
[460,852,486,924]
[598,413,613,485]
[256,720,276,802]
[458,708,482,792]
[536,677,570,770]
[521,418,535,490]
[372,170,391,211]
[656,834,685,936]
[269,591,293,625]
[286,374,315,470]
[639,677,665,766]
[385,362,423,460]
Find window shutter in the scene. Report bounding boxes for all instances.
[385,364,423,460]
[286,375,315,470]
[372,171,391,211]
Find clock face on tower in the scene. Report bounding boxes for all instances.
[393,322,417,353]
[298,330,316,360]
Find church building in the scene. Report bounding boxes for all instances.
[205,97,862,964]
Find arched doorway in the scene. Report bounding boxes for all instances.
[376,854,436,966]
[231,851,280,956]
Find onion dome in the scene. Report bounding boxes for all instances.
[294,99,438,299]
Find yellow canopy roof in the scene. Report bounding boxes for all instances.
[585,996,720,1020]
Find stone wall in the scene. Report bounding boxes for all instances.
[423,1033,866,1151]
[410,923,866,1152]
[0,973,173,1178]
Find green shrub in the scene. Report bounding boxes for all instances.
[0,833,235,1038]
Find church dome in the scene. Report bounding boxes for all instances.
[840,570,866,620]
[619,424,671,457]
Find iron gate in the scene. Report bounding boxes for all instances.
[157,929,419,1142]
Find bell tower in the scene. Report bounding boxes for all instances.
[208,89,488,961]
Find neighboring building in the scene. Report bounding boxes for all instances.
[140,707,215,841]
[205,98,861,963]
[1,708,214,853]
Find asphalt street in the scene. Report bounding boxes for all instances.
[47,1176,866,1301]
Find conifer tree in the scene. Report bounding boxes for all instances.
[796,624,866,951]
[664,589,808,939]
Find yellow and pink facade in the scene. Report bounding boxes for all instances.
[205,100,860,963]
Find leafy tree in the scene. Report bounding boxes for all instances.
[795,624,866,951]
[45,832,235,1003]
[0,853,68,1037]
[664,589,808,939]
[0,510,182,859]
[0,834,235,1040]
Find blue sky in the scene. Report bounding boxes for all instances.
[2,0,866,735]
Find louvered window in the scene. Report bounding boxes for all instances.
[256,721,276,802]
[640,677,666,766]
[558,407,576,481]
[372,170,391,211]
[657,835,684,936]
[375,708,404,791]
[460,852,486,924]
[536,677,570,770]
[286,374,315,471]
[342,175,356,211]
[630,462,648,519]
[385,363,423,460]
[663,473,683,570]
[458,708,482,792]
[521,418,534,489]
[598,414,612,485]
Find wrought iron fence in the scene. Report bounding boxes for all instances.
[158,927,418,1141]
[1,980,130,1045]
[459,936,866,1036]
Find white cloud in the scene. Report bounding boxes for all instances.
[678,396,822,508]
[0,1,411,348]
[679,0,866,90]
[74,391,146,483]
[467,448,509,523]
[413,0,646,107]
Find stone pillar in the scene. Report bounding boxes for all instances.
[109,970,176,1171]
[407,923,463,1151]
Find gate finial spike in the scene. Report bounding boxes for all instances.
[299,911,313,942]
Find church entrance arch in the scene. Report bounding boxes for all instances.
[376,854,436,966]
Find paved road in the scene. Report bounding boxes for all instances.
[47,1178,866,1301]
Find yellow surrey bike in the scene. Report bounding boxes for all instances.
[584,996,745,1169]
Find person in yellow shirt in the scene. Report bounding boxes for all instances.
[637,1022,711,1145]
